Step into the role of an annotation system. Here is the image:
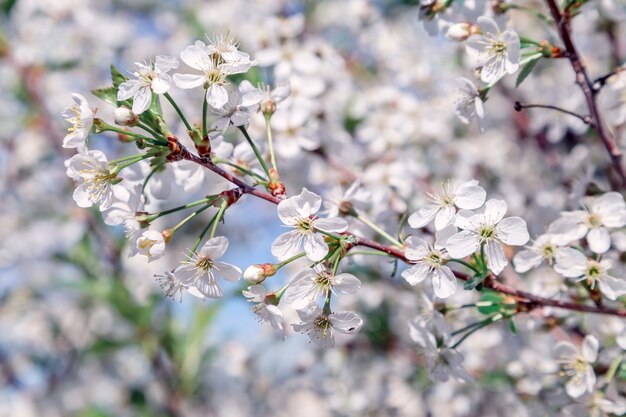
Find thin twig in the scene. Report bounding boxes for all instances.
[544,0,626,187]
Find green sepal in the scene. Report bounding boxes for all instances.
[516,57,541,88]
[91,86,119,106]
[111,64,127,88]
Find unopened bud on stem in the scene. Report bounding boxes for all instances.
[244,263,277,284]
[113,106,139,127]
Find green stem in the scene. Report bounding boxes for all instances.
[212,158,267,182]
[317,229,342,241]
[137,121,164,139]
[355,213,403,248]
[276,252,307,269]
[265,114,278,171]
[238,126,271,179]
[111,152,154,174]
[209,199,228,239]
[447,259,481,275]
[450,314,502,349]
[102,125,166,146]
[148,196,217,222]
[142,162,164,192]
[170,204,212,235]
[202,92,208,139]
[190,216,218,254]
[164,92,193,132]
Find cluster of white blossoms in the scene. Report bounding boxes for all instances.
[403,180,530,298]
[57,0,626,407]
[513,192,626,300]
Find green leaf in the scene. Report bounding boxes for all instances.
[111,64,127,88]
[91,86,119,106]
[477,292,503,315]
[516,57,540,88]
[464,274,487,291]
[508,318,518,334]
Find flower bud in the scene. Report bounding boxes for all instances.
[113,106,138,127]
[244,263,277,284]
[446,23,471,42]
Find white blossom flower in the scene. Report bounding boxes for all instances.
[454,78,486,133]
[513,234,561,273]
[465,16,520,83]
[547,192,626,254]
[409,179,486,230]
[271,188,349,262]
[445,199,530,274]
[136,230,166,262]
[174,36,252,109]
[209,80,263,135]
[291,305,363,348]
[323,181,371,218]
[155,270,186,302]
[282,265,361,309]
[66,150,118,209]
[402,227,457,299]
[101,184,143,226]
[242,284,284,332]
[259,81,291,116]
[554,248,626,300]
[62,93,94,149]
[175,236,241,299]
[554,335,599,398]
[117,55,179,114]
[409,318,474,383]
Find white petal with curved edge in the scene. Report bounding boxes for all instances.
[582,335,599,363]
[513,249,543,273]
[432,267,457,299]
[199,236,229,259]
[445,230,479,258]
[314,217,348,233]
[330,311,363,334]
[131,86,152,114]
[271,230,303,261]
[408,204,440,228]
[435,206,455,230]
[454,182,486,209]
[496,217,529,246]
[304,233,329,262]
[401,263,431,285]
[173,73,206,89]
[213,261,241,282]
[485,241,507,275]
[587,227,610,254]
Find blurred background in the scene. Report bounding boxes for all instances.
[1,0,625,416]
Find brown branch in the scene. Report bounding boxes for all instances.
[544,0,626,188]
[167,136,626,318]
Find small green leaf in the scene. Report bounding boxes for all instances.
[111,64,127,88]
[91,86,118,106]
[508,318,518,334]
[477,292,503,315]
[516,57,540,88]
[464,274,487,291]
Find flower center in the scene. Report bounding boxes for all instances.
[542,244,555,261]
[195,256,214,272]
[67,106,84,132]
[296,217,314,233]
[313,315,332,337]
[587,213,601,228]
[478,225,495,242]
[490,40,507,54]
[315,271,332,288]
[204,67,226,86]
[426,250,444,267]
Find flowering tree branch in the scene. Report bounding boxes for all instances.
[544,0,626,187]
[166,135,626,319]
